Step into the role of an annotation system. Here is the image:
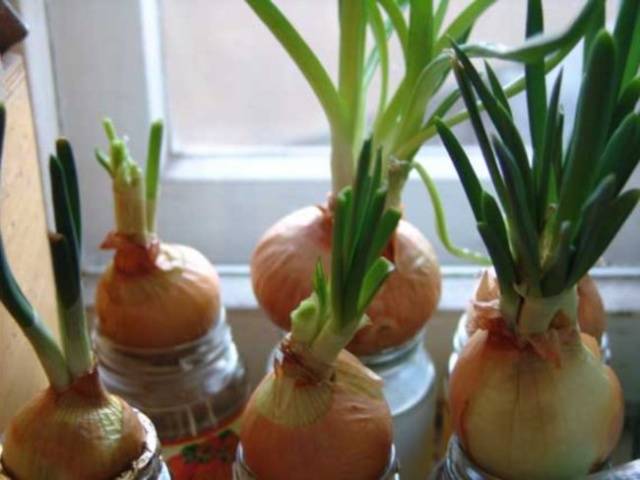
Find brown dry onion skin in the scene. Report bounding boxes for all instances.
[241,349,393,480]
[450,327,624,479]
[577,275,606,341]
[1,370,145,480]
[465,271,606,342]
[96,241,220,349]
[251,205,441,355]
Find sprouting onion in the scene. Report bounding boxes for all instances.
[240,142,401,480]
[248,0,603,355]
[437,8,639,475]
[0,104,146,479]
[95,119,220,348]
[416,0,615,341]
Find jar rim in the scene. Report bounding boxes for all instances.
[233,443,400,479]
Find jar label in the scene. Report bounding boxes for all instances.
[163,413,242,480]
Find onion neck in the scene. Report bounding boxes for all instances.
[64,368,110,402]
[515,287,578,337]
[101,232,160,275]
[330,133,355,195]
[278,337,334,384]
[385,156,412,211]
[113,170,150,246]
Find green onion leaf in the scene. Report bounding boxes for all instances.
[573,175,617,255]
[338,0,368,149]
[49,234,92,378]
[611,77,640,132]
[492,136,541,290]
[621,8,640,89]
[245,0,346,135]
[434,0,496,54]
[454,44,534,212]
[569,188,640,285]
[366,0,390,127]
[477,222,518,310]
[357,257,394,318]
[481,191,511,264]
[103,117,117,142]
[484,61,512,117]
[95,148,113,176]
[49,155,80,269]
[612,0,640,95]
[365,207,402,269]
[536,71,563,224]
[558,31,617,228]
[597,113,640,194]
[541,221,573,295]
[0,232,69,388]
[378,0,409,59]
[434,0,449,34]
[145,120,164,232]
[582,0,605,71]
[525,0,547,158]
[331,188,349,324]
[435,118,484,222]
[407,0,434,80]
[414,161,490,264]
[0,105,71,390]
[56,139,82,252]
[463,0,602,63]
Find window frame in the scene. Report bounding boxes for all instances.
[22,0,640,312]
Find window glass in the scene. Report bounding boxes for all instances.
[160,0,611,152]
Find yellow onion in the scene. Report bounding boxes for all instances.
[96,235,220,348]
[465,270,606,342]
[241,345,393,480]
[1,370,145,480]
[251,204,441,355]
[450,325,624,479]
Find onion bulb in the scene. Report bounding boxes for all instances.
[450,326,624,479]
[242,142,399,479]
[465,270,606,342]
[436,34,637,479]
[96,236,220,348]
[241,345,392,480]
[95,119,221,349]
[251,203,441,355]
[2,370,145,480]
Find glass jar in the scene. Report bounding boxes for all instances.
[95,308,247,441]
[232,444,400,480]
[94,308,249,478]
[0,409,171,480]
[360,328,438,479]
[431,436,637,479]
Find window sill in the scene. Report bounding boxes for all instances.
[83,264,640,314]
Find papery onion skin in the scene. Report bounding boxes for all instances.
[465,271,606,342]
[251,205,441,355]
[1,370,145,480]
[450,328,624,480]
[96,242,220,348]
[241,350,393,480]
[577,275,606,341]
